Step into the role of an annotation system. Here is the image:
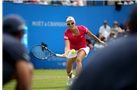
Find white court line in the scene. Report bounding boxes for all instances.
[33,88,64,90]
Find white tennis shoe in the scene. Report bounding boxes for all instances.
[67,74,75,86]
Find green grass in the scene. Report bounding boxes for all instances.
[3,69,73,90]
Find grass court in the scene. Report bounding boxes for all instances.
[3,69,72,90]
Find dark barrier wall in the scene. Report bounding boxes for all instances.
[3,2,134,69]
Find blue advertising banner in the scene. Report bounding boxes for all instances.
[3,2,135,69]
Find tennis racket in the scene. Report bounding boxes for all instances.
[31,42,63,60]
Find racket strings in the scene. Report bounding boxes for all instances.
[32,45,51,59]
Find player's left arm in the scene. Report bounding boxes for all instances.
[86,30,106,45]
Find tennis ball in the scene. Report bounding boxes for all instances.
[71,49,76,54]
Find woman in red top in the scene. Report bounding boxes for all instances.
[62,16,105,86]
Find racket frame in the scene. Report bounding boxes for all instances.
[31,44,63,60]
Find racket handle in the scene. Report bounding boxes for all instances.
[55,54,63,57]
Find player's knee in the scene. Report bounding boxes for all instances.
[76,58,82,64]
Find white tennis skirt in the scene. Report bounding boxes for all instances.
[67,47,90,58]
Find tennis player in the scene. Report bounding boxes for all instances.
[62,16,105,86]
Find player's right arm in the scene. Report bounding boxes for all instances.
[62,40,70,58]
[62,32,70,58]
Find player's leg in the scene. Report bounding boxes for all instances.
[66,58,76,86]
[75,47,90,77]
[66,58,75,78]
[75,50,86,77]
